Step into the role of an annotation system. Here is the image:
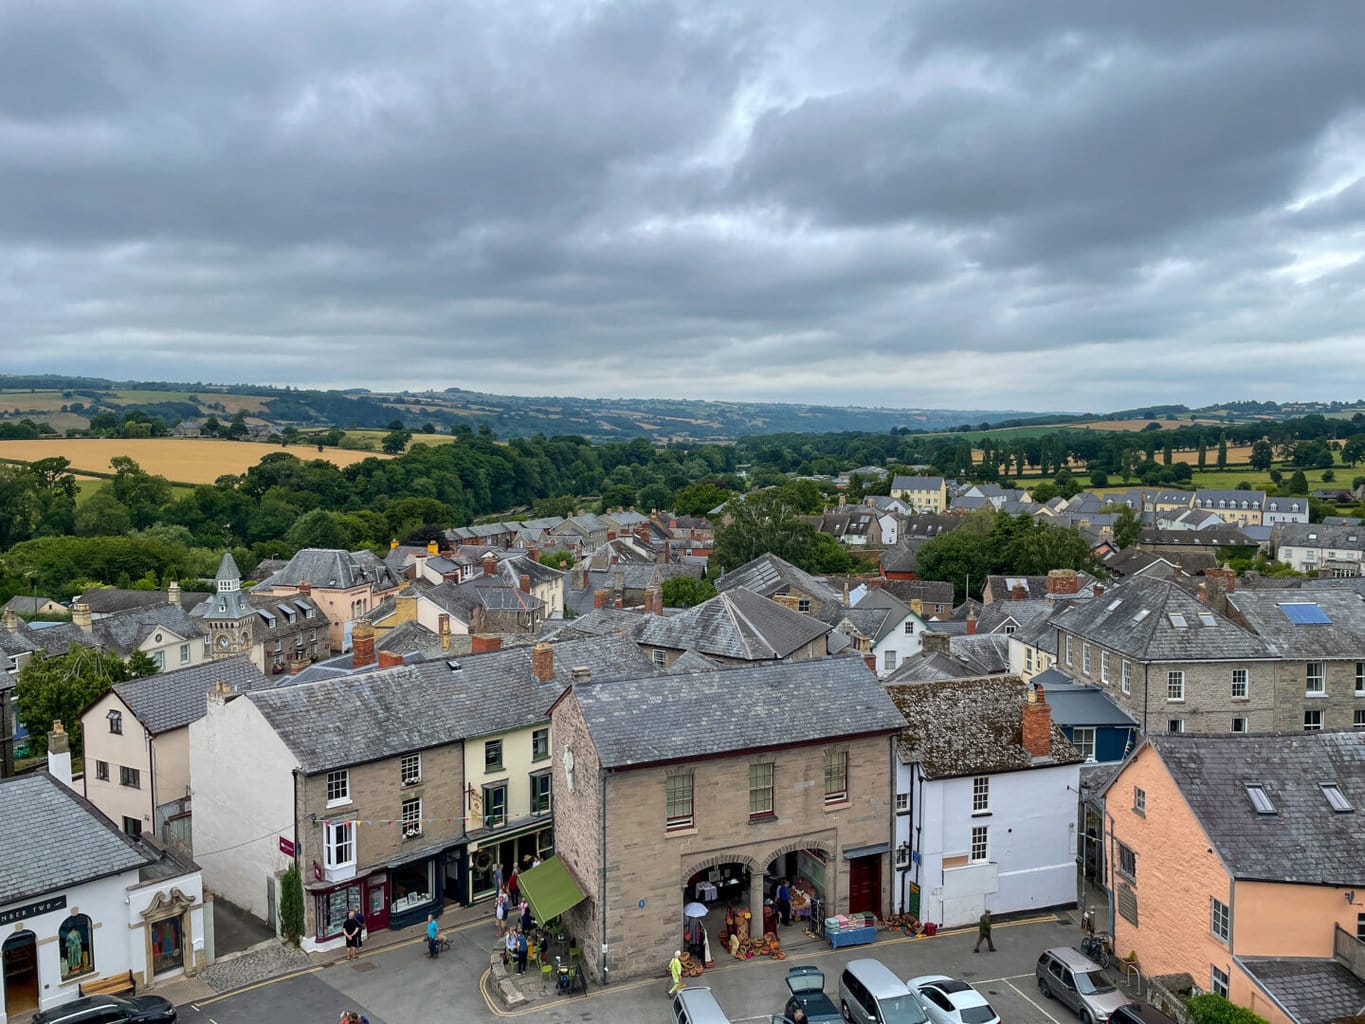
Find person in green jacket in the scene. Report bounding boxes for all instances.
[974,909,995,952]
[667,950,684,997]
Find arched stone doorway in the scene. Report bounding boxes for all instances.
[682,853,763,954]
[763,842,834,930]
[2,930,39,1017]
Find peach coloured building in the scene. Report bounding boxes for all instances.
[1102,732,1365,1024]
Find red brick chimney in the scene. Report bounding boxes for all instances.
[352,622,376,669]
[471,634,502,654]
[482,553,496,577]
[1046,569,1079,596]
[1011,582,1028,601]
[593,588,609,609]
[378,650,403,669]
[634,523,650,545]
[298,581,311,596]
[531,642,553,682]
[519,573,531,595]
[864,654,877,673]
[528,545,540,563]
[965,611,977,635]
[1205,567,1236,593]
[643,586,662,615]
[607,530,617,541]
[1020,683,1051,758]
[662,539,671,564]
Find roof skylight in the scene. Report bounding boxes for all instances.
[1246,785,1276,815]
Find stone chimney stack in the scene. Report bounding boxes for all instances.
[1204,566,1236,593]
[47,721,74,790]
[519,573,531,595]
[593,588,610,609]
[2,607,17,630]
[439,613,451,651]
[72,602,92,631]
[920,631,951,656]
[352,622,376,668]
[168,580,181,606]
[531,642,554,683]
[634,523,651,546]
[643,586,663,615]
[483,553,497,577]
[1020,683,1052,758]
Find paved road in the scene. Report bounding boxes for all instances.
[181,914,1099,1024]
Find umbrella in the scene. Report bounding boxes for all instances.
[683,902,708,918]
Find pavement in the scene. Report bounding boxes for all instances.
[176,909,1133,1024]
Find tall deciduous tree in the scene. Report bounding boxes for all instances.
[15,648,156,758]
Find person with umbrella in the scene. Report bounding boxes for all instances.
[683,902,708,964]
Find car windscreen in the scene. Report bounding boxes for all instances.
[1075,970,1117,995]
[959,1005,997,1024]
[880,994,930,1024]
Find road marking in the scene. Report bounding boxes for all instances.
[1005,978,1065,1024]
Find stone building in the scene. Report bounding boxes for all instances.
[548,656,902,982]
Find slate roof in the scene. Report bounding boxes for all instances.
[94,604,205,656]
[1099,547,1171,578]
[884,634,1012,682]
[0,772,154,903]
[666,650,722,674]
[375,619,445,657]
[1030,674,1138,728]
[0,621,41,658]
[72,588,210,615]
[1138,526,1255,547]
[635,587,832,660]
[879,543,919,574]
[257,548,401,591]
[251,635,656,773]
[850,589,913,642]
[1224,589,1365,658]
[891,476,945,491]
[876,579,955,611]
[541,607,648,641]
[2,595,62,614]
[715,553,843,608]
[112,655,272,735]
[1058,576,1272,662]
[1140,731,1365,885]
[571,656,901,769]
[888,677,1082,779]
[1237,957,1365,1024]
[1275,522,1365,551]
[24,620,102,655]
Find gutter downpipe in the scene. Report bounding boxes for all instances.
[600,766,609,984]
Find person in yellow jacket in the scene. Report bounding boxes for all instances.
[667,950,684,997]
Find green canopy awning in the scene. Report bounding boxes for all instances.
[518,855,586,925]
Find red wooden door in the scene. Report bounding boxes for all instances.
[847,856,881,916]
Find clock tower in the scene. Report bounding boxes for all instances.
[205,552,253,660]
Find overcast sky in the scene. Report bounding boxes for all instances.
[3,1,1364,412]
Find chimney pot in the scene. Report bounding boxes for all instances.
[168,581,181,605]
[531,642,554,682]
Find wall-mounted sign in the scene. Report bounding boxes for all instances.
[279,836,296,858]
[0,895,67,926]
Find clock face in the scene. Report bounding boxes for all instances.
[216,633,231,650]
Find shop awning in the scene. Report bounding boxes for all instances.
[518,855,586,925]
[842,842,890,860]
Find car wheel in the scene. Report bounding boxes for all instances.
[1082,1013,1096,1024]
[1037,976,1052,999]
[841,999,853,1022]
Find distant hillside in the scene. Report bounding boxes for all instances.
[0,374,1059,441]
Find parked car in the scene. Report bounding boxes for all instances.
[1035,947,1129,1024]
[906,975,1001,1024]
[781,965,842,1024]
[32,994,177,1024]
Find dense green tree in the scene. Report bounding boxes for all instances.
[1341,434,1365,467]
[1217,434,1228,470]
[1287,469,1309,494]
[636,482,674,513]
[16,648,154,757]
[1249,439,1274,471]
[538,550,576,569]
[285,509,356,551]
[711,490,842,575]
[598,484,638,513]
[381,429,413,454]
[915,514,998,602]
[1186,992,1270,1024]
[74,486,133,537]
[1111,506,1142,549]
[673,482,731,517]
[661,575,717,608]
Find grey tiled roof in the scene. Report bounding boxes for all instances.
[1145,731,1365,884]
[891,476,945,491]
[635,587,831,660]
[1237,957,1365,1024]
[375,619,444,656]
[93,604,205,656]
[1225,589,1365,658]
[879,543,919,573]
[666,650,722,674]
[25,620,101,655]
[876,579,955,610]
[74,588,210,615]
[0,622,41,658]
[1058,576,1272,662]
[1138,526,1254,547]
[1031,678,1138,728]
[541,607,648,641]
[885,634,1012,682]
[2,595,62,614]
[113,655,272,735]
[257,548,401,591]
[714,553,843,608]
[1274,521,1365,551]
[573,656,901,768]
[0,772,153,903]
[1099,547,1170,577]
[251,635,655,773]
[889,676,1082,779]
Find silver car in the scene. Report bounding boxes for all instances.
[1035,947,1130,1024]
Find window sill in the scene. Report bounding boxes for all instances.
[970,810,992,818]
[1132,807,1146,818]
[748,813,777,825]
[1304,692,1327,700]
[664,825,698,838]
[325,798,352,809]
[1167,699,1186,704]
[1231,697,1250,703]
[824,799,850,812]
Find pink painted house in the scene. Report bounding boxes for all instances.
[1101,731,1365,1024]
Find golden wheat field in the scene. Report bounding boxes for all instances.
[0,438,389,484]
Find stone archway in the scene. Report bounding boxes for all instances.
[681,852,764,931]
[760,840,837,921]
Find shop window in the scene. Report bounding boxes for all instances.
[107,710,123,734]
[823,749,848,805]
[391,861,435,916]
[483,783,507,828]
[485,739,503,772]
[120,766,141,789]
[530,771,552,816]
[666,773,694,831]
[150,916,184,976]
[401,753,421,786]
[316,882,361,940]
[748,762,774,819]
[58,915,94,980]
[531,727,550,762]
[326,770,350,806]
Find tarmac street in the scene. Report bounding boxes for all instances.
[181,913,1103,1024]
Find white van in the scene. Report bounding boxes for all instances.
[671,986,733,1024]
[838,959,929,1024]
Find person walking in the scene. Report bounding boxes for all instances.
[666,949,684,998]
[342,910,362,961]
[775,878,792,927]
[507,867,520,903]
[504,927,518,966]
[514,929,529,974]
[426,914,440,958]
[519,900,533,936]
[974,909,995,953]
[495,888,509,937]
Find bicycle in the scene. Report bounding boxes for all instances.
[1080,930,1113,968]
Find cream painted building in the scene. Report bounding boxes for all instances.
[889,475,948,513]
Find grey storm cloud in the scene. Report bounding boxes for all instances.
[2,0,1364,408]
